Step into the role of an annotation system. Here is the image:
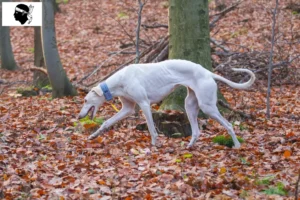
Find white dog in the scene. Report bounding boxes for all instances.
[78,59,255,148]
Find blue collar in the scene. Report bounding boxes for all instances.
[100,82,113,101]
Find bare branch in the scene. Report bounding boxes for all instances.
[210,38,230,52]
[210,0,242,29]
[218,99,253,119]
[77,46,133,84]
[214,56,232,72]
[87,39,161,87]
[142,24,168,29]
[135,0,146,63]
[152,44,169,63]
[266,0,279,119]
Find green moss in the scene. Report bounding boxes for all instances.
[256,175,275,186]
[73,116,104,127]
[27,47,34,53]
[56,0,68,4]
[262,182,287,196]
[16,86,39,97]
[117,12,129,19]
[42,85,52,90]
[17,86,33,94]
[212,135,244,148]
[93,117,104,125]
[239,190,249,198]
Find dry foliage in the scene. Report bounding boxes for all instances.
[0,0,299,199]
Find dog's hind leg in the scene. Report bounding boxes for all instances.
[88,97,135,140]
[185,88,201,148]
[201,105,241,148]
[195,80,241,148]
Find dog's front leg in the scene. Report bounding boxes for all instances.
[88,98,135,140]
[138,102,158,146]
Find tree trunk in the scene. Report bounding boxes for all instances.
[34,27,44,67]
[41,0,77,98]
[160,0,227,114]
[53,0,60,14]
[33,26,49,87]
[0,0,18,70]
[160,0,211,112]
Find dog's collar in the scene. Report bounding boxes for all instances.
[100,82,113,101]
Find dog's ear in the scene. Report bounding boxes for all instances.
[91,87,103,97]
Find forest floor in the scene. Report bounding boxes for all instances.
[0,0,300,199]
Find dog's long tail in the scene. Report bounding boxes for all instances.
[212,68,256,89]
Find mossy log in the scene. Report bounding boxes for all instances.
[136,111,192,138]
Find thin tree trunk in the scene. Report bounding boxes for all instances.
[33,26,49,87]
[41,0,77,97]
[33,0,49,87]
[34,27,44,67]
[0,0,18,70]
[266,0,278,119]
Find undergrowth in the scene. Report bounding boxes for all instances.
[212,135,244,148]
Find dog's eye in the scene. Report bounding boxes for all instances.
[84,99,87,103]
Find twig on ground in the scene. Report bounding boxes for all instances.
[0,79,8,84]
[211,38,230,52]
[266,0,279,119]
[0,81,30,95]
[218,99,253,119]
[72,83,90,93]
[108,51,136,56]
[28,67,48,75]
[214,56,232,72]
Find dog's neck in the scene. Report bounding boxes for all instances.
[104,74,123,98]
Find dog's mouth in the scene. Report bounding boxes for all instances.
[88,106,95,119]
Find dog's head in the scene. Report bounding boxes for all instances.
[78,87,106,120]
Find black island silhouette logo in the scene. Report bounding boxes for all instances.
[14,4,34,25]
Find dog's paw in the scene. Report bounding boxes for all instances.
[233,144,241,149]
[88,134,97,140]
[186,145,195,150]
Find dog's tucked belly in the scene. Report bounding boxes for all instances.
[147,84,178,103]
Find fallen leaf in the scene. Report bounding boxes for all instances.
[183,153,193,158]
[220,167,227,174]
[283,150,291,158]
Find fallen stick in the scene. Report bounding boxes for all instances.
[28,67,47,75]
[218,99,253,119]
[152,44,169,63]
